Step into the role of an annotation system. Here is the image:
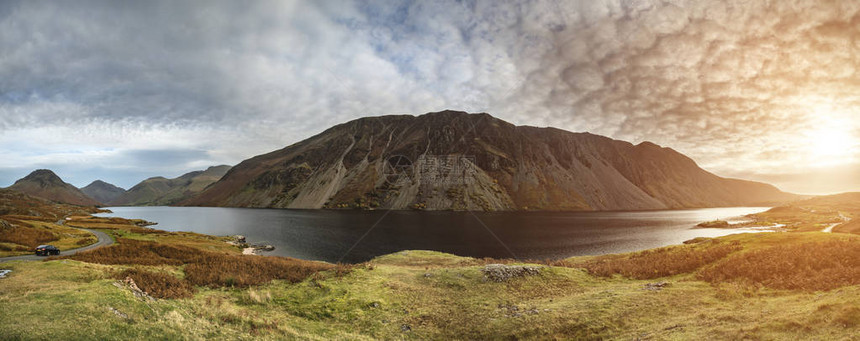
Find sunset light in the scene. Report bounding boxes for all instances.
[805,105,859,166]
[4,1,860,339]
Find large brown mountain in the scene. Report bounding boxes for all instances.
[182,110,797,211]
[6,169,101,206]
[110,165,231,206]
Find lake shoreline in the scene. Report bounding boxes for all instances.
[96,206,772,263]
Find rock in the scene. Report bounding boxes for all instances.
[242,244,275,255]
[119,276,156,301]
[400,324,411,332]
[0,269,11,279]
[109,307,129,319]
[499,303,539,318]
[644,281,670,291]
[481,264,542,282]
[234,235,246,243]
[423,273,433,278]
[130,219,157,227]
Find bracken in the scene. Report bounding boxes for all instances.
[577,241,742,279]
[69,238,351,291]
[697,239,860,291]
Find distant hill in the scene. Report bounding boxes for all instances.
[183,110,798,211]
[6,169,100,206]
[110,165,231,206]
[81,180,126,204]
[0,188,100,218]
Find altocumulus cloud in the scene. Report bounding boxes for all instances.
[0,0,859,193]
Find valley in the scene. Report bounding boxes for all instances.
[2,189,860,339]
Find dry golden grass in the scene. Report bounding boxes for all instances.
[0,242,29,252]
[65,220,158,234]
[185,254,341,288]
[67,238,349,291]
[0,225,56,248]
[66,238,199,266]
[576,240,742,279]
[835,220,860,234]
[697,238,860,291]
[116,268,196,299]
[1,215,57,223]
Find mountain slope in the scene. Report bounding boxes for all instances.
[110,165,231,206]
[81,180,126,204]
[6,169,101,206]
[0,188,101,218]
[183,111,797,211]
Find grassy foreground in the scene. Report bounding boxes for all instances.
[2,225,860,339]
[3,190,860,339]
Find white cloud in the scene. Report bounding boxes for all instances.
[1,0,859,193]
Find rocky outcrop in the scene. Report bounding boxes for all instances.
[481,264,543,282]
[183,110,798,211]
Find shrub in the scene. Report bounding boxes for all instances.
[115,268,195,299]
[67,238,199,266]
[76,238,95,246]
[70,238,350,291]
[184,254,340,288]
[697,239,860,291]
[0,226,56,248]
[578,241,741,279]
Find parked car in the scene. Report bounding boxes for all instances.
[35,245,60,256]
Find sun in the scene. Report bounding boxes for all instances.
[810,126,853,158]
[804,106,857,164]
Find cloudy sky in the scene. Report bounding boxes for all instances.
[1,0,859,194]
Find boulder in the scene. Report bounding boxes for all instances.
[481,264,542,282]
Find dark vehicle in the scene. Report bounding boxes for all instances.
[35,245,60,256]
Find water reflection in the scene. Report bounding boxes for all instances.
[97,206,770,263]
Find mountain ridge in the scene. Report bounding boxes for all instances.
[182,110,798,211]
[81,180,126,204]
[6,169,101,206]
[110,165,231,206]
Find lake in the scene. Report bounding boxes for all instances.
[96,206,772,263]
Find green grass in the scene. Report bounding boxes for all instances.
[2,232,860,340]
[4,203,860,340]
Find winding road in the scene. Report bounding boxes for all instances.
[0,228,113,262]
[822,213,851,233]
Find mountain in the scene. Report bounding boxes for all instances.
[0,188,101,218]
[6,169,101,206]
[110,165,231,206]
[182,110,798,211]
[81,180,126,204]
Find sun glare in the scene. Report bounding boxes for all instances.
[805,105,858,164]
[811,127,853,157]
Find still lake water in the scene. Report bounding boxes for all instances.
[97,206,771,263]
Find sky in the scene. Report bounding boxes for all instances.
[1,0,859,194]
